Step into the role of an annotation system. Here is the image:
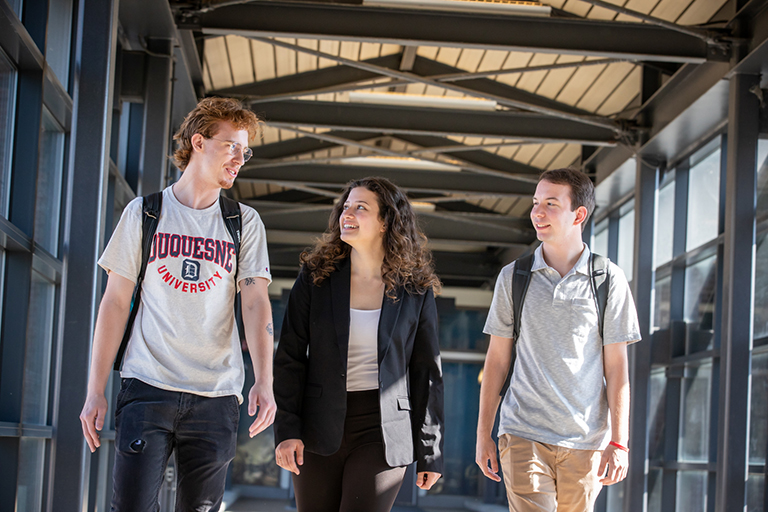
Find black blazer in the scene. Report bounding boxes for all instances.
[273,258,444,473]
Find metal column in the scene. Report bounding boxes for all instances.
[139,38,173,195]
[714,72,759,512]
[625,157,658,512]
[48,0,119,510]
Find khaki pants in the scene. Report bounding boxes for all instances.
[498,433,603,512]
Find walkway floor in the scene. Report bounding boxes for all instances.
[224,497,505,512]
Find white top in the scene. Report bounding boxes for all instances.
[483,244,641,449]
[346,308,382,391]
[99,187,272,403]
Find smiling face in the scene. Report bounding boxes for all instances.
[189,121,249,190]
[339,187,386,250]
[531,179,587,245]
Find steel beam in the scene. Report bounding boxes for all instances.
[177,1,712,63]
[255,100,620,144]
[715,72,759,512]
[238,163,537,196]
[49,0,119,510]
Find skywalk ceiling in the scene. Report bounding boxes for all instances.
[171,0,730,286]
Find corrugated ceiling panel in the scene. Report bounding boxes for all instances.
[516,54,559,93]
[416,46,440,60]
[561,0,593,17]
[496,146,519,159]
[597,66,641,116]
[677,0,728,25]
[226,36,254,86]
[555,63,609,107]
[478,50,508,72]
[436,47,462,67]
[650,0,694,22]
[339,41,361,60]
[457,48,486,72]
[360,42,381,61]
[205,37,233,90]
[547,143,581,170]
[274,38,297,77]
[514,144,543,165]
[261,126,281,145]
[534,56,584,100]
[531,143,566,168]
[202,61,213,91]
[318,40,341,68]
[297,39,318,73]
[250,39,276,81]
[380,43,402,56]
[576,62,635,112]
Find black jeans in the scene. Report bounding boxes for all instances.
[293,389,408,512]
[111,378,239,512]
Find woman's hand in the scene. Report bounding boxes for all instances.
[417,471,441,490]
[275,439,305,475]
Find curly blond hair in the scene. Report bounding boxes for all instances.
[301,177,442,300]
[173,97,263,170]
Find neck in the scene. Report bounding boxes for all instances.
[172,167,222,209]
[349,244,385,279]
[540,237,585,276]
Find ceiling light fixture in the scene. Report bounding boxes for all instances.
[363,0,551,16]
[348,91,497,111]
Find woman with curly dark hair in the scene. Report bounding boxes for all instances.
[273,176,444,512]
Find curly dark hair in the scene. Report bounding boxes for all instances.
[300,176,442,300]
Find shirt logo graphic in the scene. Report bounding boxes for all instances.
[182,259,201,281]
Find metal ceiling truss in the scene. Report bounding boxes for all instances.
[175,1,721,62]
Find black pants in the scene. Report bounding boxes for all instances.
[111,378,239,512]
[293,390,408,512]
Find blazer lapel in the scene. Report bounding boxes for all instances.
[378,287,404,364]
[330,258,351,372]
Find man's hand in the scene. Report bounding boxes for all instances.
[80,393,108,453]
[247,381,276,437]
[275,438,304,475]
[475,435,502,482]
[417,472,441,490]
[598,444,629,485]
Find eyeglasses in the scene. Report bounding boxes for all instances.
[207,137,253,162]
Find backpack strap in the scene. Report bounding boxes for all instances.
[113,192,162,371]
[499,253,535,397]
[589,253,611,340]
[219,195,242,278]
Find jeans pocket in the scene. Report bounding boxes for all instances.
[229,395,241,426]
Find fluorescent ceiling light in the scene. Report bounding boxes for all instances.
[363,0,552,16]
[340,156,458,171]
[349,91,497,111]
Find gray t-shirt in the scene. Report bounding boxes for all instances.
[483,244,640,449]
[99,186,271,403]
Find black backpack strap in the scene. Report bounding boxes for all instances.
[219,195,244,338]
[219,195,242,278]
[589,253,611,340]
[113,192,162,371]
[499,253,534,397]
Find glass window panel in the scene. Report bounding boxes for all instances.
[749,352,768,464]
[656,180,675,268]
[34,109,65,256]
[618,209,634,282]
[11,0,23,17]
[0,49,17,218]
[605,480,625,512]
[16,438,46,512]
[654,275,671,332]
[676,471,708,512]
[684,256,717,353]
[592,219,608,257]
[437,302,489,351]
[756,230,768,340]
[757,139,768,222]
[747,474,765,512]
[429,361,482,496]
[22,271,56,424]
[649,369,667,461]
[46,0,74,87]
[687,143,721,251]
[679,363,712,463]
[648,468,663,512]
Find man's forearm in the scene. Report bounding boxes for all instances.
[604,344,630,444]
[477,336,513,437]
[242,289,274,384]
[87,296,132,395]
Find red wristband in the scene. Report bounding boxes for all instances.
[609,441,629,452]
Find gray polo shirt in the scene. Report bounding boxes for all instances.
[483,244,640,450]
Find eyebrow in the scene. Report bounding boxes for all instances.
[533,197,561,201]
[344,200,370,205]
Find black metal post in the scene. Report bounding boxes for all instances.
[625,157,658,512]
[48,0,118,510]
[714,72,759,512]
[139,38,173,195]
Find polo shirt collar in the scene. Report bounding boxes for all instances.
[532,243,592,276]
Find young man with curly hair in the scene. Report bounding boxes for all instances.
[476,168,641,512]
[80,97,275,511]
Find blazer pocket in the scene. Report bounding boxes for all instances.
[305,384,322,398]
[397,397,411,411]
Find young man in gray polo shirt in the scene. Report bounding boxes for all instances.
[476,168,640,512]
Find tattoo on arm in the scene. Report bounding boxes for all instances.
[266,323,274,336]
[244,277,257,286]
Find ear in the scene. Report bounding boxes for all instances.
[574,205,589,227]
[190,133,205,153]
